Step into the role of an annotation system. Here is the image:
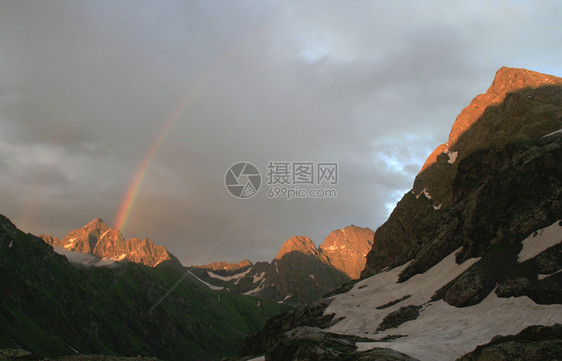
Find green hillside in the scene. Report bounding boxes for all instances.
[0,215,291,361]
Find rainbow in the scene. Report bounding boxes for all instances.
[114,95,190,232]
[113,26,264,233]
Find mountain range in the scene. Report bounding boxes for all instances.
[1,66,561,361]
[232,67,562,360]
[192,225,375,306]
[40,218,374,307]
[0,215,291,361]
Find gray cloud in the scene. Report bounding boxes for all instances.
[0,0,561,265]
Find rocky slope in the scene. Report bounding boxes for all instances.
[232,67,562,361]
[0,215,291,361]
[192,226,374,306]
[41,218,181,268]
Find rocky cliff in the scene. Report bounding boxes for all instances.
[363,66,562,278]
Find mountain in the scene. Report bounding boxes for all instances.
[191,225,374,306]
[41,218,181,268]
[363,66,562,279]
[320,225,374,279]
[0,215,291,361]
[232,67,562,360]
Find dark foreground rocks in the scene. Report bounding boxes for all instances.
[265,327,419,361]
[457,324,562,361]
[0,349,161,361]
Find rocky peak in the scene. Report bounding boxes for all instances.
[56,218,119,255]
[44,218,180,268]
[319,225,375,279]
[415,67,562,208]
[421,67,562,173]
[85,217,109,231]
[364,67,562,278]
[320,225,374,256]
[275,236,318,260]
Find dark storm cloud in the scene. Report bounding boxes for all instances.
[0,0,561,265]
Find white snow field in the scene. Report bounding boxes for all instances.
[518,219,562,263]
[325,242,562,361]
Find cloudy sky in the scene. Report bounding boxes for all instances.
[1,1,560,266]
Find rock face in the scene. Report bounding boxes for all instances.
[192,226,374,306]
[275,236,320,260]
[320,226,374,279]
[421,67,562,174]
[235,67,562,361]
[42,218,181,268]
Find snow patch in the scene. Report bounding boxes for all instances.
[111,253,127,261]
[415,188,431,200]
[244,280,265,295]
[188,270,224,291]
[309,274,315,279]
[282,294,292,301]
[100,229,110,239]
[433,204,442,210]
[446,151,458,164]
[8,240,13,248]
[64,237,77,249]
[538,269,561,280]
[518,220,562,263]
[253,272,265,284]
[207,268,251,281]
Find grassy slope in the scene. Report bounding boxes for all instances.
[0,215,291,361]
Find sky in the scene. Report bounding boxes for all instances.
[0,1,561,266]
